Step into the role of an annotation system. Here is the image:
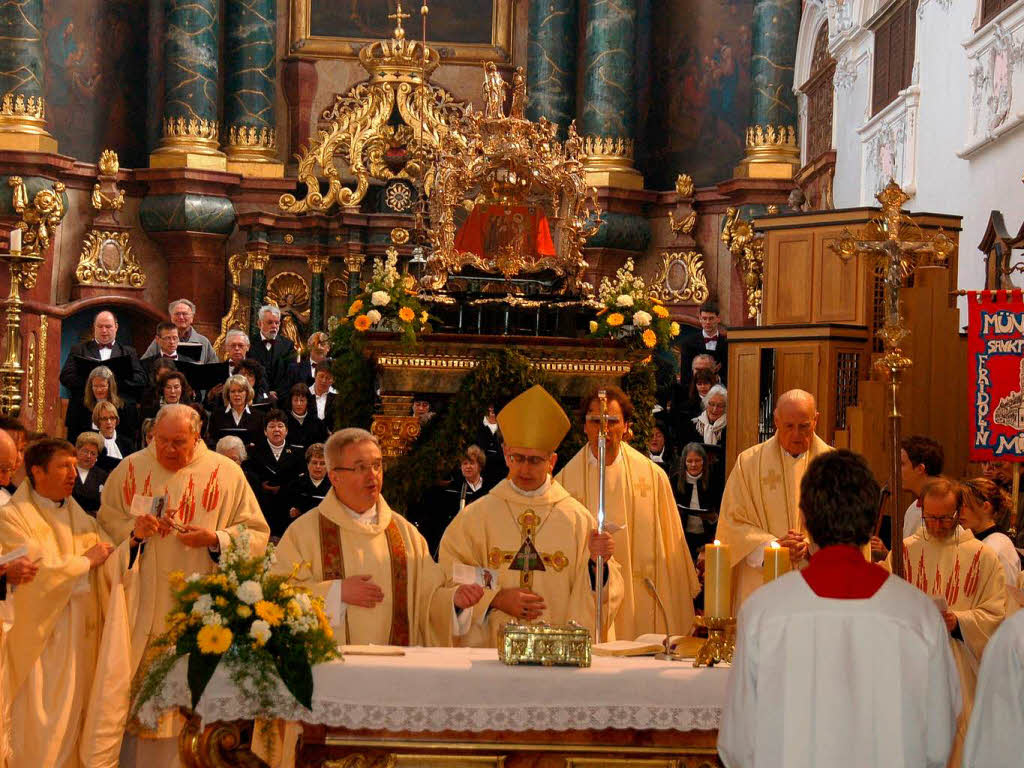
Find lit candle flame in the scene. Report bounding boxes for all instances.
[770,540,781,549]
[713,539,721,546]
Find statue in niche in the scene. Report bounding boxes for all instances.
[510,66,526,119]
[267,272,312,352]
[483,61,507,118]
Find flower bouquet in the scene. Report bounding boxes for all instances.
[588,259,680,350]
[340,247,430,346]
[133,529,338,716]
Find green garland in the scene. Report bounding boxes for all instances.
[329,323,377,431]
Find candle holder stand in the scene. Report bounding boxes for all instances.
[692,616,735,668]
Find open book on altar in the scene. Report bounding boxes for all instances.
[593,634,705,658]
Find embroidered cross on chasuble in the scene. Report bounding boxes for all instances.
[317,512,411,645]
[488,509,569,588]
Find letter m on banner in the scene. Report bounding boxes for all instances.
[968,289,1024,461]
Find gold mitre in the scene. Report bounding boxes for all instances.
[497,385,570,454]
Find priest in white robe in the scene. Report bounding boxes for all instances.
[556,385,699,639]
[92,404,270,767]
[719,450,961,768]
[715,389,833,613]
[961,608,1024,767]
[0,438,148,768]
[888,477,1006,768]
[440,385,623,647]
[273,428,483,646]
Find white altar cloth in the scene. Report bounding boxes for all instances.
[138,647,729,733]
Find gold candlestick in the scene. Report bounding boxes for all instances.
[692,615,736,668]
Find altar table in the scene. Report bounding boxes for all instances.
[149,647,730,767]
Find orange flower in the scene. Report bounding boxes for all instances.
[607,313,624,327]
[652,304,669,318]
[398,306,415,323]
[347,299,364,317]
[640,355,653,365]
[642,329,657,348]
[354,314,372,331]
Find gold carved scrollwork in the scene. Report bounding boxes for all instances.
[214,253,253,357]
[279,15,467,215]
[36,315,46,431]
[721,207,765,320]
[178,716,265,768]
[668,173,697,238]
[9,175,66,258]
[653,251,709,304]
[75,231,145,288]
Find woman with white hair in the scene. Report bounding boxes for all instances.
[685,383,727,448]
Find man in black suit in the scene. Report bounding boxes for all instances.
[678,300,729,393]
[59,310,148,400]
[285,331,330,389]
[243,408,305,539]
[249,305,296,399]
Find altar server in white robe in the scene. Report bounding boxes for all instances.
[556,385,699,638]
[0,438,150,768]
[715,389,833,613]
[273,428,483,646]
[961,608,1024,767]
[888,478,1006,768]
[719,450,961,768]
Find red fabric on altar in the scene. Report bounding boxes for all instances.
[455,204,556,260]
[801,544,889,599]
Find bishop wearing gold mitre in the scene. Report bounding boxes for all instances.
[557,386,700,639]
[715,390,833,613]
[440,385,624,647]
[273,428,483,646]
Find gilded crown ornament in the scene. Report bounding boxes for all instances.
[0,92,57,152]
[358,1,441,81]
[162,116,220,143]
[0,93,45,120]
[735,124,800,180]
[745,124,797,149]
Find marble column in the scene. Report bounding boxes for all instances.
[578,0,642,189]
[224,0,283,177]
[526,0,577,137]
[307,253,329,333]
[735,0,802,179]
[248,250,269,341]
[150,0,225,170]
[0,0,55,151]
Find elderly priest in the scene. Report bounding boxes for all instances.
[719,450,961,768]
[556,385,699,639]
[440,385,623,647]
[273,428,484,646]
[715,389,832,612]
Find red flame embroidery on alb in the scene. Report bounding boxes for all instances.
[122,461,136,506]
[178,476,197,526]
[201,466,221,513]
[945,556,961,606]
[964,549,983,598]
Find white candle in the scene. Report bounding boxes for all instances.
[704,539,731,619]
[763,540,791,583]
[9,228,20,254]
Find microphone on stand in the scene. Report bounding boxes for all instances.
[644,577,678,661]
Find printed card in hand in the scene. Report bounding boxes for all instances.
[453,563,499,589]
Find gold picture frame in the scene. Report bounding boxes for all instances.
[289,0,515,65]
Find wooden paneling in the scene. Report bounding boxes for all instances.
[814,230,864,324]
[726,347,765,470]
[764,233,814,325]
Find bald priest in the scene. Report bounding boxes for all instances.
[273,428,484,646]
[440,385,624,647]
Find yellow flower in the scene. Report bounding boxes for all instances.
[347,299,364,317]
[607,313,624,327]
[398,306,415,323]
[642,329,657,348]
[653,304,669,318]
[338,317,349,325]
[669,321,681,337]
[255,600,285,627]
[236,605,252,618]
[168,571,186,591]
[354,314,372,332]
[197,625,233,655]
[203,573,228,589]
[420,310,429,324]
[214,596,228,607]
[588,320,599,334]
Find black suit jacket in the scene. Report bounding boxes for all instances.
[282,473,330,518]
[73,465,109,515]
[285,412,328,452]
[96,434,135,473]
[59,340,148,397]
[244,441,306,537]
[285,359,315,390]
[308,391,338,430]
[249,336,296,396]
[65,400,140,445]
[678,333,729,389]
[207,407,265,449]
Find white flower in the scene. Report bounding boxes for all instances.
[191,594,213,615]
[371,290,391,307]
[236,580,263,605]
[295,592,312,613]
[187,572,202,583]
[249,619,272,645]
[632,310,652,327]
[366,309,382,325]
[202,612,224,626]
[615,294,634,307]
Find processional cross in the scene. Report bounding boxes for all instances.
[832,180,955,578]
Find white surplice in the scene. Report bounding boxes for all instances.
[719,571,961,768]
[962,609,1024,767]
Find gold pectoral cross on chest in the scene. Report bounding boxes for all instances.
[488,508,569,588]
[762,468,782,492]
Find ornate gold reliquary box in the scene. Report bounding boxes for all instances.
[497,621,592,667]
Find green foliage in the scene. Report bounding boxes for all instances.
[329,323,376,430]
[623,361,657,450]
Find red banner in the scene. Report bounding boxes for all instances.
[968,289,1024,462]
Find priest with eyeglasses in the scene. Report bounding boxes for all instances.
[440,385,624,647]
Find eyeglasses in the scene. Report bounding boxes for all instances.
[922,514,959,524]
[507,453,550,466]
[333,460,383,475]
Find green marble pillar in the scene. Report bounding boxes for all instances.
[249,252,269,341]
[0,0,55,151]
[526,0,577,137]
[224,0,281,171]
[308,254,328,333]
[151,0,225,168]
[578,0,642,189]
[736,0,801,179]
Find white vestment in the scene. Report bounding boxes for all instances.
[719,571,961,768]
[961,609,1024,767]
